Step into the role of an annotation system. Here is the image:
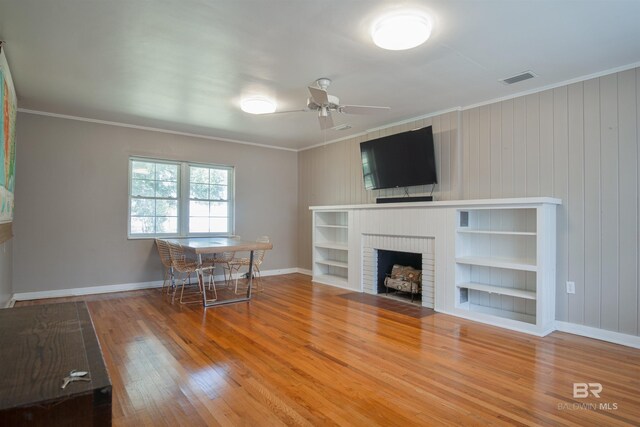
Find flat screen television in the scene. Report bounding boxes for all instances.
[359,126,437,190]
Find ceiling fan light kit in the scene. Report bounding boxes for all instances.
[372,13,432,50]
[240,96,277,114]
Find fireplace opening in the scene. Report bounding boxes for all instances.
[376,249,422,304]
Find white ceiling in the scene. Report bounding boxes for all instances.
[1,0,640,150]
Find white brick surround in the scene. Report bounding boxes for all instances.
[362,234,435,308]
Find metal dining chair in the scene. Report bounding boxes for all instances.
[155,239,173,294]
[199,235,241,290]
[167,241,210,304]
[225,236,270,294]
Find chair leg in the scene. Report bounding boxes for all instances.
[208,270,217,300]
[233,265,242,294]
[170,270,204,305]
[171,270,185,303]
[171,280,177,303]
[192,272,202,293]
[161,269,167,293]
[233,264,263,294]
[208,269,214,291]
[221,265,228,287]
[179,279,201,304]
[223,263,233,289]
[162,267,174,294]
[254,265,263,292]
[179,279,186,303]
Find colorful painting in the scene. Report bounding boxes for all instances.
[0,47,16,224]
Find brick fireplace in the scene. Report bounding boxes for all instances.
[361,234,435,308]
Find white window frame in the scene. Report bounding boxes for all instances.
[128,157,235,239]
[182,161,235,237]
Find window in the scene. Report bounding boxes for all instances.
[129,160,179,235]
[189,166,231,234]
[128,158,234,238]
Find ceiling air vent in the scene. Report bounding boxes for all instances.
[332,124,352,131]
[500,71,537,85]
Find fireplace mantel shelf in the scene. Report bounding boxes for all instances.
[309,197,561,211]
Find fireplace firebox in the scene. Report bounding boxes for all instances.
[376,250,422,297]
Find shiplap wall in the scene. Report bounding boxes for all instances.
[298,67,639,337]
[298,111,460,270]
[462,68,639,335]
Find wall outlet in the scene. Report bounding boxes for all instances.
[566,281,576,294]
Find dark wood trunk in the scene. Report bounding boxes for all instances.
[0,302,112,426]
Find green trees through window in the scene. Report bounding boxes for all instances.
[129,158,234,237]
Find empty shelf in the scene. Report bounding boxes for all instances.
[314,242,348,251]
[455,256,537,272]
[457,229,536,236]
[457,282,536,300]
[315,259,348,269]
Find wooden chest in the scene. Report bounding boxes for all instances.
[0,302,112,426]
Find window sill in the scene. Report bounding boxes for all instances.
[127,234,232,240]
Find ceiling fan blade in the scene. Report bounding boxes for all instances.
[267,108,309,115]
[308,86,329,105]
[318,112,335,130]
[340,105,391,115]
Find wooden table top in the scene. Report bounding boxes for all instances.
[0,302,111,410]
[161,237,273,254]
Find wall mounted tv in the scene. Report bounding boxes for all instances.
[359,126,437,190]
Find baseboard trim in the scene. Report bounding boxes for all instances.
[11,267,307,301]
[555,321,640,349]
[261,268,303,277]
[437,309,552,337]
[3,298,15,308]
[215,267,308,282]
[12,280,164,301]
[296,268,312,276]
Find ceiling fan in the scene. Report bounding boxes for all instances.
[273,78,391,130]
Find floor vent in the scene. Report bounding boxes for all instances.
[500,71,537,85]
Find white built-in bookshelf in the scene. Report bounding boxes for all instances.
[312,210,350,288]
[310,198,559,336]
[454,206,556,334]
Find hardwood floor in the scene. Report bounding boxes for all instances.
[17,274,640,426]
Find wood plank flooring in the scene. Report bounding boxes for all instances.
[16,274,640,426]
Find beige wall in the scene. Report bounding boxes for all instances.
[297,111,460,269]
[13,113,298,293]
[0,240,12,306]
[298,67,640,337]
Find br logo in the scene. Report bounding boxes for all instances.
[573,383,603,398]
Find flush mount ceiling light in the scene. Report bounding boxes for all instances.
[372,13,432,50]
[240,97,277,114]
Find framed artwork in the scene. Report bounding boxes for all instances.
[0,45,16,227]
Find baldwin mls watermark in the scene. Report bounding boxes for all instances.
[557,383,619,411]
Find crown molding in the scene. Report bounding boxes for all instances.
[298,107,462,152]
[17,108,298,152]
